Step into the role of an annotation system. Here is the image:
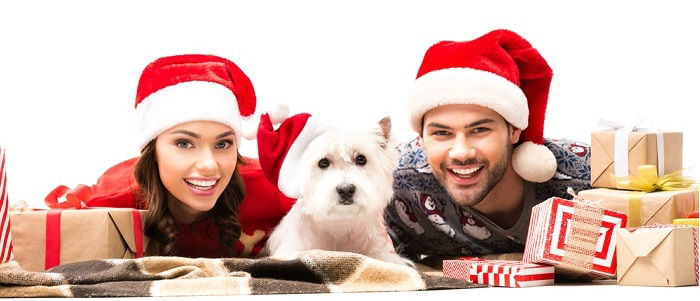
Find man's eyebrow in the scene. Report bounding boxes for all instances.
[465,118,495,128]
[171,130,200,139]
[425,122,452,129]
[216,131,235,139]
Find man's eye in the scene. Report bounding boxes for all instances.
[432,130,451,136]
[472,127,490,134]
[215,140,233,149]
[176,140,194,149]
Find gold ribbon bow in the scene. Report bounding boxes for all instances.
[615,165,694,192]
[612,165,695,226]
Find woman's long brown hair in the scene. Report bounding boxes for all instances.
[135,140,246,257]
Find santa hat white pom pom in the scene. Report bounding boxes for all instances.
[240,116,259,140]
[268,103,290,125]
[512,141,557,183]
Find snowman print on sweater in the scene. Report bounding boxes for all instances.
[420,193,456,238]
[394,198,425,235]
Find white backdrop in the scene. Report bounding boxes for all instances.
[1,0,698,209]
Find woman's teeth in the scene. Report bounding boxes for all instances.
[449,167,481,178]
[185,179,217,190]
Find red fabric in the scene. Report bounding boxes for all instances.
[416,29,552,145]
[136,54,256,117]
[256,113,312,189]
[55,156,295,258]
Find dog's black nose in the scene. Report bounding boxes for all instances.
[336,183,356,202]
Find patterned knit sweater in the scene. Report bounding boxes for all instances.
[384,138,591,259]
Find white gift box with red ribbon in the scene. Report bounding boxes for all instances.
[443,258,555,288]
[523,197,628,278]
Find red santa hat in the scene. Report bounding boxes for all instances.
[408,29,556,183]
[135,54,256,150]
[256,112,328,198]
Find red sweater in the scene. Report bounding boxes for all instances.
[84,157,295,258]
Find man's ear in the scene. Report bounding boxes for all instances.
[510,126,522,144]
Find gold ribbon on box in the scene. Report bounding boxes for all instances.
[612,165,695,227]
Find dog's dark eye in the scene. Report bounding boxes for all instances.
[355,154,367,166]
[318,158,330,169]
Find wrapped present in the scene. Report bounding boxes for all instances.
[1,145,13,264]
[591,127,682,189]
[9,208,148,271]
[617,225,698,286]
[523,196,627,278]
[443,257,554,287]
[578,188,697,227]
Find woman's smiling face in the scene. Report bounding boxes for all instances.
[154,120,238,223]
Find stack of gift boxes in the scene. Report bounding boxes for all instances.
[443,128,698,287]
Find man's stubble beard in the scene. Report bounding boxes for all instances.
[435,144,512,208]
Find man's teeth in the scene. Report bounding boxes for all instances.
[185,179,217,189]
[450,167,481,176]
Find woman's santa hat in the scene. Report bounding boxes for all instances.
[408,29,556,183]
[135,54,256,150]
[256,112,328,199]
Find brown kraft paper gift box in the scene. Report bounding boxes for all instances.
[578,188,698,227]
[590,131,682,189]
[9,208,149,272]
[616,226,698,287]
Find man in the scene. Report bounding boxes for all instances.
[385,30,591,259]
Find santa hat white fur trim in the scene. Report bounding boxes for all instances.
[277,117,328,198]
[512,141,557,183]
[135,81,241,150]
[408,67,528,132]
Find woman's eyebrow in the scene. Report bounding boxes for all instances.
[171,130,200,139]
[216,131,235,139]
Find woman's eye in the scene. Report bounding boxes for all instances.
[355,154,367,166]
[176,140,194,149]
[318,158,330,169]
[215,140,233,149]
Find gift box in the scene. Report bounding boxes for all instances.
[443,258,554,287]
[523,197,627,278]
[9,208,148,271]
[578,188,698,227]
[591,130,682,189]
[616,225,698,286]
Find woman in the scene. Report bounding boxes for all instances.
[76,54,294,258]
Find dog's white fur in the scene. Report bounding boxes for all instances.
[266,118,412,266]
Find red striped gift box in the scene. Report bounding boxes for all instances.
[523,197,627,278]
[1,146,13,264]
[443,258,554,287]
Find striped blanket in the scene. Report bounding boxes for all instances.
[0,250,476,297]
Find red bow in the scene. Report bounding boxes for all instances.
[44,185,94,209]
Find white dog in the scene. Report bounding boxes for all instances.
[265,117,412,266]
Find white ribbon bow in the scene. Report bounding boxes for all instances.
[597,118,664,178]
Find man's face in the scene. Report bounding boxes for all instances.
[420,104,520,207]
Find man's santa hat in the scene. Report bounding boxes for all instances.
[135,54,256,150]
[256,112,328,198]
[408,29,556,183]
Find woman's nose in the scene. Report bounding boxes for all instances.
[195,149,218,174]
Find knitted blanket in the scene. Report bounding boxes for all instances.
[0,250,477,297]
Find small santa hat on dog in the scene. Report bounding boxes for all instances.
[408,29,556,183]
[135,54,256,150]
[257,112,328,199]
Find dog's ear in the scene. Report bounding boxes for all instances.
[377,116,391,148]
